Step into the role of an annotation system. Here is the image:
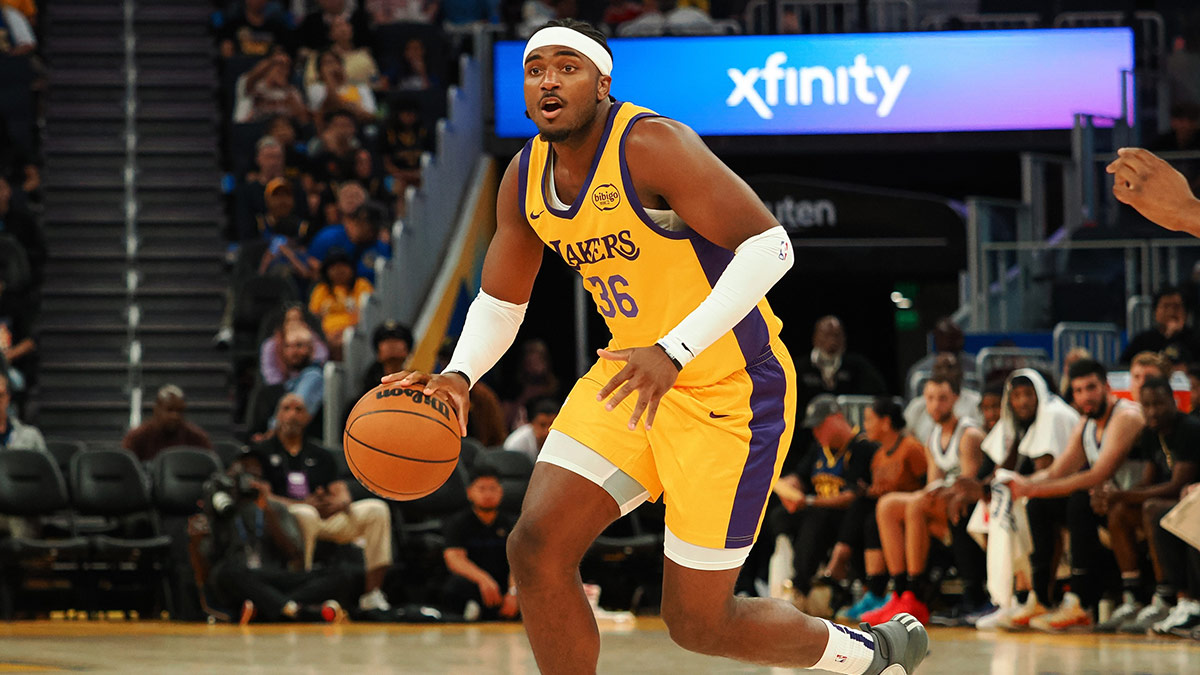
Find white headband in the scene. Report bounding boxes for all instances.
[522,27,612,77]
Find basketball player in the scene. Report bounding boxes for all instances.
[385,19,927,674]
[863,375,984,626]
[1008,359,1146,631]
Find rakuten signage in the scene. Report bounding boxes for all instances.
[493,28,1132,137]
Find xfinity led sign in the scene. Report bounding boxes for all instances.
[493,28,1133,137]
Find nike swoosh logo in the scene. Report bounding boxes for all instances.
[530,210,544,220]
[709,412,729,419]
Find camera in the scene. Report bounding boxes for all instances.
[201,471,261,518]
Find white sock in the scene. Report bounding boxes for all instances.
[810,618,876,674]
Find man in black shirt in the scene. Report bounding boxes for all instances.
[442,466,519,621]
[296,0,372,54]
[201,452,354,623]
[1120,286,1200,365]
[218,0,294,59]
[1092,376,1200,631]
[770,395,876,606]
[252,394,394,618]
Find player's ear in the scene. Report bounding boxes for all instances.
[597,74,611,102]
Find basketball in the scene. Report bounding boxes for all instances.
[343,383,460,500]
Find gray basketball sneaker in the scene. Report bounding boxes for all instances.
[861,613,929,675]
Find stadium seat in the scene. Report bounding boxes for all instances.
[44,440,87,480]
[151,447,221,517]
[474,449,534,480]
[0,450,88,619]
[70,449,173,616]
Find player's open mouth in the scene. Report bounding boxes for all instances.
[540,98,563,120]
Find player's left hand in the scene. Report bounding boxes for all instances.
[595,346,680,430]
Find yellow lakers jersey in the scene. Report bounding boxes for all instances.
[519,101,783,387]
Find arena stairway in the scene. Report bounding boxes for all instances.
[32,0,232,443]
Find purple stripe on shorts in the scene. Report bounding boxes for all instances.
[725,351,788,548]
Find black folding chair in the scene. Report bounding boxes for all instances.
[0,450,88,619]
[152,447,223,621]
[70,449,173,617]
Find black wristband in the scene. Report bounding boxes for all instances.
[654,343,683,372]
[442,370,472,388]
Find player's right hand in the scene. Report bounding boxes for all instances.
[1106,147,1198,232]
[382,370,471,437]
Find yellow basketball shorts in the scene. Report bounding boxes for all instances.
[549,338,796,551]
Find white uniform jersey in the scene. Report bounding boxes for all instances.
[927,417,979,481]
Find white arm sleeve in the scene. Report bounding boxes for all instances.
[656,225,793,367]
[441,290,527,387]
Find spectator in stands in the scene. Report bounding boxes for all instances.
[1092,376,1199,632]
[352,149,391,210]
[0,260,35,393]
[307,201,391,285]
[360,320,413,394]
[442,466,520,621]
[255,182,315,294]
[217,0,293,60]
[308,250,373,357]
[200,451,352,624]
[830,396,926,621]
[1189,363,1200,420]
[970,368,1079,630]
[391,38,438,92]
[297,0,372,55]
[0,175,45,290]
[278,324,325,418]
[1120,286,1200,365]
[308,111,360,186]
[308,51,378,123]
[235,49,310,125]
[1130,351,1170,402]
[979,380,1003,434]
[123,385,212,462]
[252,394,395,619]
[770,395,876,612]
[1148,103,1200,153]
[368,0,439,24]
[0,2,35,56]
[1009,359,1146,631]
[864,375,985,626]
[1148,482,1200,636]
[303,16,379,90]
[1060,346,1092,411]
[503,397,560,463]
[261,304,330,387]
[235,139,310,243]
[265,116,306,182]
[312,180,368,238]
[383,102,429,193]
[904,352,980,445]
[502,338,561,430]
[797,316,887,410]
[0,372,42,451]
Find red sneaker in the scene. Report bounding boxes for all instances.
[859,592,901,625]
[862,591,930,626]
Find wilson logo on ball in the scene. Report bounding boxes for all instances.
[376,387,452,421]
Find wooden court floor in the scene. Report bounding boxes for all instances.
[1,619,1198,674]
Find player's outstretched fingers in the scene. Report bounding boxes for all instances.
[606,380,638,412]
[596,363,633,402]
[627,391,652,430]
[381,370,415,384]
[643,394,662,430]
